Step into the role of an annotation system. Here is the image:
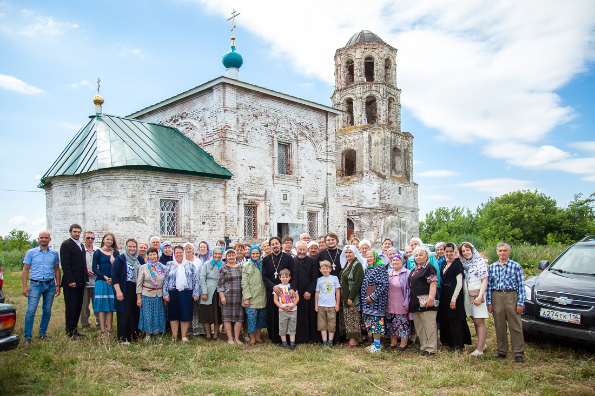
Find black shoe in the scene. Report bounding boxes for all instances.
[23,338,32,345]
[421,351,435,357]
[327,342,334,349]
[39,336,50,342]
[282,344,290,349]
[414,349,423,354]
[515,356,525,363]
[70,334,81,341]
[289,344,296,350]
[398,345,409,352]
[205,337,213,342]
[493,353,507,359]
[74,331,87,337]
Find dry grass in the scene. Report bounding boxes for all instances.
[1,271,594,395]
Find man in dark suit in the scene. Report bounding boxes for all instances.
[60,224,89,339]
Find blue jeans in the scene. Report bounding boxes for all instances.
[24,280,56,339]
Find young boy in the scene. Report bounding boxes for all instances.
[274,268,300,350]
[315,260,341,347]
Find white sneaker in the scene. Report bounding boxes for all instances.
[182,337,189,342]
[470,349,483,356]
[366,344,381,353]
[482,343,488,352]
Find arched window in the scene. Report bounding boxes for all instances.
[387,97,395,125]
[384,58,392,83]
[347,218,355,241]
[364,56,375,82]
[391,147,402,174]
[345,98,354,126]
[343,149,356,176]
[346,59,354,84]
[365,96,377,124]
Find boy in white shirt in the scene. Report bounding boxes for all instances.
[315,260,341,347]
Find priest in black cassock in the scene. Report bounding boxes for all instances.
[293,240,319,344]
[314,232,343,342]
[261,236,297,344]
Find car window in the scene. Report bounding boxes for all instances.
[550,246,595,275]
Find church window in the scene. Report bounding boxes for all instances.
[346,59,354,84]
[391,147,402,173]
[278,143,292,175]
[244,205,258,238]
[160,200,178,236]
[343,149,356,176]
[345,98,354,126]
[384,58,392,83]
[347,218,355,241]
[307,211,318,238]
[388,97,395,125]
[364,56,375,82]
[365,96,377,124]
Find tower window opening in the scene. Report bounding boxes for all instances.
[346,98,354,126]
[391,146,402,174]
[364,56,375,82]
[343,149,356,176]
[388,97,395,125]
[346,59,354,84]
[365,96,377,124]
[384,58,392,83]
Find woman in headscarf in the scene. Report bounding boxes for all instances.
[459,242,489,356]
[162,245,200,342]
[307,241,319,257]
[241,245,267,345]
[359,251,389,353]
[136,247,166,341]
[197,241,212,265]
[184,243,205,337]
[149,236,161,256]
[438,242,471,352]
[159,241,173,265]
[217,249,245,344]
[358,239,372,260]
[112,238,145,343]
[199,246,223,341]
[409,246,439,356]
[385,253,411,351]
[338,245,365,348]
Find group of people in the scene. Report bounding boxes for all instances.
[21,225,527,362]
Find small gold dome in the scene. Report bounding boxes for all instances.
[93,94,104,105]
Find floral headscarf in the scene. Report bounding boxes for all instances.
[368,252,385,269]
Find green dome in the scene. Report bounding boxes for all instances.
[222,46,243,69]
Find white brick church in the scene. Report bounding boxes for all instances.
[40,30,419,248]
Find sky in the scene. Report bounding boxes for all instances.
[1,0,594,239]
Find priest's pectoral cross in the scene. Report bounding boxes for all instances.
[332,263,336,271]
[274,271,278,279]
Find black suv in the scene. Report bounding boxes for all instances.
[522,236,595,344]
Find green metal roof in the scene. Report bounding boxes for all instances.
[39,114,232,187]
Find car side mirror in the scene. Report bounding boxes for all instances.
[538,260,549,270]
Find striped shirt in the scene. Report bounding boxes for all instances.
[486,259,526,307]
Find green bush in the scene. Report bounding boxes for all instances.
[0,250,27,272]
[481,243,569,277]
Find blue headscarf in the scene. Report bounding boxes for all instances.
[198,240,211,264]
[211,246,224,269]
[248,245,262,270]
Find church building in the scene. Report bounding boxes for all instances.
[40,30,419,248]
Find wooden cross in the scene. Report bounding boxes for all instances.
[227,9,240,45]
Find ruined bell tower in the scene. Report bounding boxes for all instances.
[332,30,419,247]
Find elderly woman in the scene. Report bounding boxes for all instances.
[138,242,149,263]
[136,247,166,340]
[307,241,319,258]
[159,241,173,265]
[199,246,223,341]
[459,242,489,356]
[197,241,212,265]
[163,245,200,342]
[358,239,372,259]
[349,237,360,250]
[339,245,365,348]
[438,242,471,352]
[386,254,411,351]
[150,236,161,256]
[241,245,267,345]
[234,243,246,265]
[184,243,205,337]
[217,249,245,344]
[409,246,439,356]
[92,233,119,337]
[359,251,389,353]
[112,238,145,343]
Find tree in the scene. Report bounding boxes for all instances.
[476,190,561,245]
[420,206,478,243]
[4,229,33,251]
[554,193,595,243]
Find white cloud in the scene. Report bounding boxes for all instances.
[31,218,46,227]
[33,175,41,180]
[193,0,595,178]
[569,141,595,152]
[0,74,43,95]
[459,178,536,197]
[9,215,27,227]
[58,122,82,132]
[19,9,79,38]
[416,170,459,178]
[67,80,92,89]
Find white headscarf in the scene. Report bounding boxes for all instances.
[459,242,489,282]
[339,244,366,269]
[183,242,200,270]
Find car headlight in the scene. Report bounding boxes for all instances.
[524,285,532,301]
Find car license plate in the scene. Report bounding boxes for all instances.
[539,308,581,324]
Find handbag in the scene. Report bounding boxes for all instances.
[468,289,484,304]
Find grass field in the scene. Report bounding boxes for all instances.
[1,271,594,396]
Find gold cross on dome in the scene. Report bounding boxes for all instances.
[227,9,240,46]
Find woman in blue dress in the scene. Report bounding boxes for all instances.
[136,247,166,340]
[92,233,119,337]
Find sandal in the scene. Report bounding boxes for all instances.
[255,340,265,344]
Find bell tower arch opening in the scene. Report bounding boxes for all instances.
[346,59,354,84]
[345,98,354,126]
[343,149,357,176]
[365,96,377,124]
[364,56,375,82]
